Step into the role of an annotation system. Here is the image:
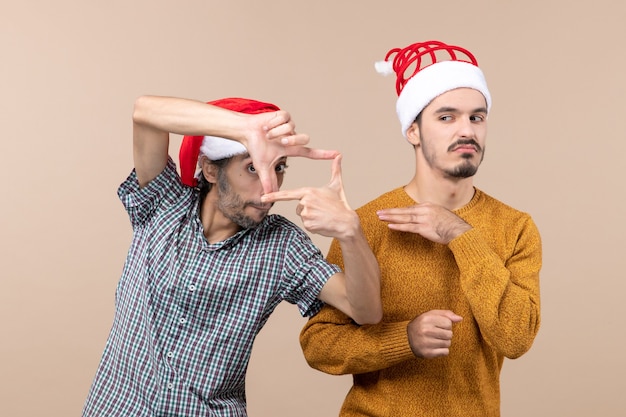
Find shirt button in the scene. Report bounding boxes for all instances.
[188,284,196,291]
[167,382,174,390]
[167,351,174,358]
[179,317,187,324]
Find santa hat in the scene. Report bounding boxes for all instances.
[179,97,280,187]
[375,40,492,137]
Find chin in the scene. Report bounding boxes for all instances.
[448,164,479,179]
[242,213,267,229]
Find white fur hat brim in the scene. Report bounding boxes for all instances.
[396,60,491,137]
[199,136,247,161]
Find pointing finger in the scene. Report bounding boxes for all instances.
[285,146,339,160]
[277,133,310,146]
[261,188,307,203]
[377,207,418,216]
[263,111,289,132]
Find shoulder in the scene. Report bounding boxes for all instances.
[470,189,540,235]
[473,189,532,219]
[356,187,410,225]
[118,158,193,226]
[252,214,311,241]
[249,215,328,268]
[351,188,412,247]
[261,214,303,231]
[357,187,410,215]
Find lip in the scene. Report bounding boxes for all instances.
[247,203,271,211]
[452,145,478,153]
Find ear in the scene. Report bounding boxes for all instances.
[406,122,421,146]
[200,156,219,184]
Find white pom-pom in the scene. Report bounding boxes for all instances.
[374,60,394,76]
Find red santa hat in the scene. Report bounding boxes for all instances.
[375,40,492,137]
[179,97,280,187]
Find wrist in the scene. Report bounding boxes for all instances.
[335,211,362,242]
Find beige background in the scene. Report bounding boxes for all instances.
[2,1,625,416]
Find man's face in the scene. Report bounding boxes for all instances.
[216,154,288,228]
[408,88,488,179]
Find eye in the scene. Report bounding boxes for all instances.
[470,114,486,122]
[275,162,289,173]
[440,115,453,121]
[246,163,289,174]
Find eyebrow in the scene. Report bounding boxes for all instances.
[433,106,488,114]
[242,154,288,164]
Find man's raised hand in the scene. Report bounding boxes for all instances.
[243,111,338,194]
[376,202,472,244]
[260,154,358,239]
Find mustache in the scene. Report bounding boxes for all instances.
[246,201,274,210]
[448,139,482,153]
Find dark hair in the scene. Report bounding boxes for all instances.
[197,156,232,202]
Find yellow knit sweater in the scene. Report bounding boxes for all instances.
[300,187,541,417]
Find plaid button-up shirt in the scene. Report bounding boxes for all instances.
[82,159,340,416]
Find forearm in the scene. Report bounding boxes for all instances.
[133,95,247,139]
[336,219,383,324]
[300,306,413,375]
[132,95,248,187]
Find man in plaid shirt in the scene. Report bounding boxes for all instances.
[82,96,382,416]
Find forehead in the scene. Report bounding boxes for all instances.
[426,88,487,112]
[231,153,251,163]
[221,153,251,173]
[226,153,288,170]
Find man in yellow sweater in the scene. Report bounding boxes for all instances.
[296,40,542,416]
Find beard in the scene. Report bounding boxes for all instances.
[448,150,483,178]
[448,160,480,178]
[216,171,264,229]
[422,137,485,179]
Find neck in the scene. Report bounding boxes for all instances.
[404,167,476,211]
[199,192,241,244]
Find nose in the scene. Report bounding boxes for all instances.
[457,117,476,138]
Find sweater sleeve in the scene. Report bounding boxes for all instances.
[448,215,542,359]
[300,235,415,375]
[300,304,414,375]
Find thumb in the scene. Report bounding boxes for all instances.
[442,310,463,323]
[328,153,350,208]
[328,153,343,188]
[257,166,279,195]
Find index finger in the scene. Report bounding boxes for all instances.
[275,132,310,146]
[377,206,418,216]
[263,110,290,132]
[261,188,307,203]
[430,310,463,324]
[285,146,339,160]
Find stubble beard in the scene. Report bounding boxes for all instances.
[216,171,264,229]
[422,137,486,179]
[448,153,482,178]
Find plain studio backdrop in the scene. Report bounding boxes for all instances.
[1,1,625,416]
